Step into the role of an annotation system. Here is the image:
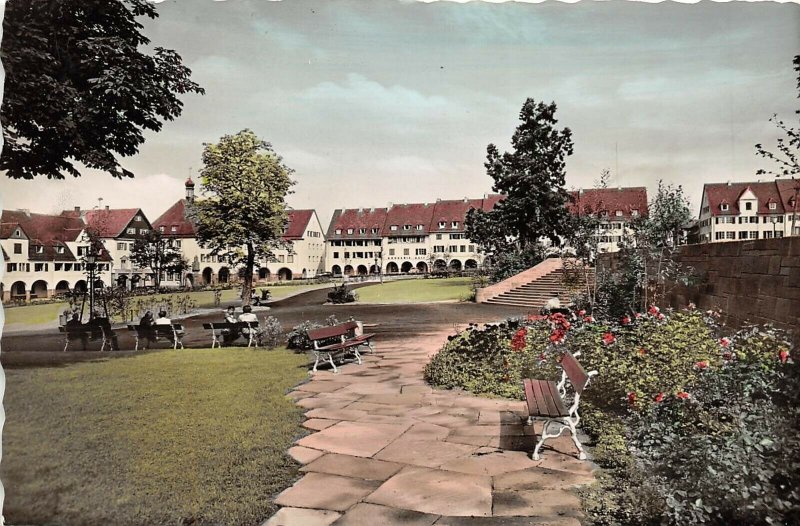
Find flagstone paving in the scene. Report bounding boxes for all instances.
[265,329,596,526]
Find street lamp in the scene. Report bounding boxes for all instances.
[769,217,778,239]
[374,250,383,284]
[86,250,97,320]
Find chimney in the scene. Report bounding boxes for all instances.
[74,206,80,212]
[727,181,732,186]
[105,205,110,211]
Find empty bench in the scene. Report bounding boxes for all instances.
[202,321,262,348]
[523,351,598,460]
[127,324,185,350]
[307,321,375,373]
[59,325,113,352]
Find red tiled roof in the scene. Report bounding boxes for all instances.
[327,208,388,240]
[776,178,800,212]
[702,180,794,216]
[0,210,86,261]
[568,187,649,219]
[83,208,142,238]
[0,222,26,239]
[283,209,315,241]
[429,198,484,233]
[383,203,436,236]
[153,200,197,238]
[481,194,504,212]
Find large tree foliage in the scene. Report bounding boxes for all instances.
[638,180,692,248]
[129,231,187,290]
[466,98,573,281]
[755,54,800,236]
[193,130,295,305]
[1,0,204,179]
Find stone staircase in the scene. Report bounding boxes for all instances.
[477,258,592,310]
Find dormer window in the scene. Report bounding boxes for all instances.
[359,228,366,234]
[615,210,623,217]
[631,209,639,217]
[451,221,459,228]
[335,229,342,235]
[56,246,65,254]
[438,221,446,229]
[159,226,165,233]
[720,203,729,212]
[170,226,177,233]
[14,229,20,237]
[371,228,379,234]
[135,215,142,222]
[347,228,354,235]
[390,225,398,231]
[416,224,424,230]
[745,202,753,211]
[769,202,777,210]
[35,245,44,254]
[600,211,609,218]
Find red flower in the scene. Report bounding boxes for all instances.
[719,337,730,348]
[635,312,642,319]
[621,316,631,325]
[584,316,595,323]
[779,349,790,364]
[676,391,690,400]
[549,329,566,344]
[638,348,647,356]
[539,353,546,361]
[657,313,666,321]
[627,392,637,405]
[654,392,665,403]
[648,305,660,316]
[602,332,616,345]
[510,328,528,352]
[695,360,709,370]
[578,309,586,317]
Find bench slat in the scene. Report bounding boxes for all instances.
[530,379,552,417]
[562,352,589,395]
[545,380,568,417]
[523,379,538,416]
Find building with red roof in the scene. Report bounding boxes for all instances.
[698,179,800,243]
[568,187,649,252]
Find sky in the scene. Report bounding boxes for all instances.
[1,0,799,228]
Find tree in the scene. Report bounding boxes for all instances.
[639,180,692,248]
[193,130,295,305]
[755,55,800,236]
[467,98,573,282]
[130,231,187,290]
[1,0,204,179]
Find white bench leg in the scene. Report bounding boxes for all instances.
[211,330,220,349]
[567,418,587,460]
[533,419,568,461]
[327,352,338,374]
[353,348,362,365]
[312,351,321,373]
[63,339,70,352]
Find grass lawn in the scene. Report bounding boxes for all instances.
[2,283,331,329]
[1,347,309,526]
[355,277,472,304]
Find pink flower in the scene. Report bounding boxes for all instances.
[584,316,595,323]
[648,305,660,316]
[654,392,665,403]
[627,392,637,405]
[695,360,709,370]
[719,337,730,348]
[578,309,586,317]
[676,391,690,400]
[657,313,666,321]
[779,349,790,364]
[621,316,631,325]
[602,332,616,345]
[635,312,643,319]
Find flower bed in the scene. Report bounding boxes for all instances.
[424,307,799,525]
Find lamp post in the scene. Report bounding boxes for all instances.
[770,217,778,239]
[375,250,383,284]
[86,251,97,320]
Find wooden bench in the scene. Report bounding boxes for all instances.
[523,351,598,460]
[59,325,112,352]
[202,321,262,348]
[127,324,185,350]
[307,321,376,373]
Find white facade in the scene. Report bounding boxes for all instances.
[697,185,798,243]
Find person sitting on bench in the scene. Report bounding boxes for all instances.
[66,312,88,350]
[156,310,185,339]
[90,311,119,350]
[139,311,157,349]
[238,305,261,344]
[222,306,240,345]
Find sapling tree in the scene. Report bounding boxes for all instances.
[130,231,187,289]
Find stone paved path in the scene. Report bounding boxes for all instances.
[265,328,596,526]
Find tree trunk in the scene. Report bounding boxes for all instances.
[241,243,255,306]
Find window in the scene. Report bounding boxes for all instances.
[726,232,735,240]
[287,255,294,263]
[35,263,47,272]
[371,228,379,234]
[359,228,366,234]
[403,248,409,256]
[438,221,446,229]
[7,263,17,272]
[433,245,445,252]
[117,242,126,250]
[416,224,424,231]
[13,243,22,254]
[738,232,748,240]
[469,245,475,252]
[390,225,398,231]
[335,229,342,235]
[278,255,285,262]
[333,252,339,259]
[64,263,73,271]
[764,231,774,239]
[135,215,142,222]
[436,234,442,240]
[344,252,350,258]
[77,246,87,256]
[615,210,623,217]
[55,263,63,271]
[738,217,745,224]
[127,227,136,235]
[404,224,411,230]
[159,226,165,233]
[389,248,395,256]
[721,204,729,211]
[416,248,427,256]
[715,232,725,240]
[631,209,639,217]
[745,202,753,211]
[751,231,759,239]
[448,245,457,253]
[777,216,784,223]
[450,233,464,239]
[451,221,459,228]
[776,231,784,238]
[715,218,720,225]
[175,240,181,248]
[347,228,354,235]
[770,202,777,210]
[750,217,759,224]
[460,245,466,252]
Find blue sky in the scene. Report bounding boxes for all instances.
[2,0,799,227]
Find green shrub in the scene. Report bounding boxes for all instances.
[327,283,357,304]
